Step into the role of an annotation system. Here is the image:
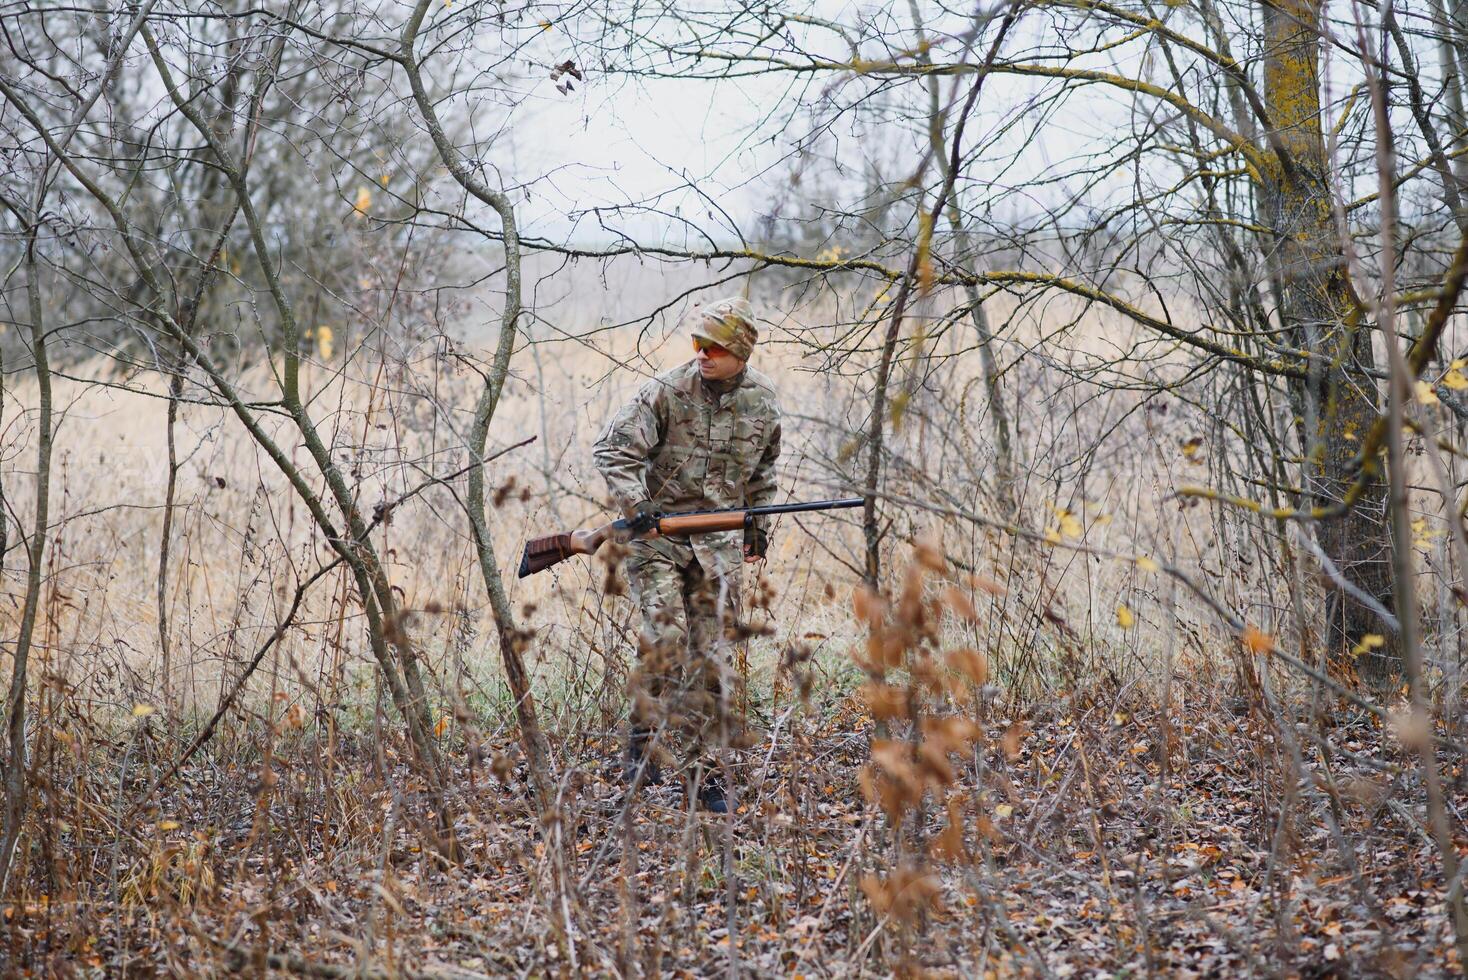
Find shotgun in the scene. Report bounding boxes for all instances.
[517,497,864,578]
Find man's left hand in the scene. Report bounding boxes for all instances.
[743,525,768,563]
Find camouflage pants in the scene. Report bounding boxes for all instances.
[624,544,741,753]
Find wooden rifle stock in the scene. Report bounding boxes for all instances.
[517,497,863,579]
[518,525,615,578]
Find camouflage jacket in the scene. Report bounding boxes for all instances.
[592,360,782,571]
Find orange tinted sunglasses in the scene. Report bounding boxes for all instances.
[693,337,731,357]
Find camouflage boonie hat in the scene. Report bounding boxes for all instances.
[688,296,759,361]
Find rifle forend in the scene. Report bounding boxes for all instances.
[516,497,863,579]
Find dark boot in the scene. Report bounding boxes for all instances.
[623,727,663,786]
[695,771,728,814]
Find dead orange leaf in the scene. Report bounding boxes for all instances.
[1241,625,1274,655]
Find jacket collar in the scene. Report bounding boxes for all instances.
[687,359,746,400]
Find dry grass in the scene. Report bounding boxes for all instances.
[0,268,1246,715]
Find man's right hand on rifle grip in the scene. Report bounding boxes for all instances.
[627,500,661,535]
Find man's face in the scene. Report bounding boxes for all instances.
[694,337,747,381]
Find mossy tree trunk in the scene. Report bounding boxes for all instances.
[1261,0,1400,687]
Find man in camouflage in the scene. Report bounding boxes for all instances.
[592,297,782,812]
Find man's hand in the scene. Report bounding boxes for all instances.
[627,500,660,535]
[743,524,768,564]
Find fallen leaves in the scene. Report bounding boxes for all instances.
[30,703,1459,978]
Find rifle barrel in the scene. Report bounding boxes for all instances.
[747,497,865,516]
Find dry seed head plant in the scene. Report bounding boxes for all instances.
[1,0,1468,975]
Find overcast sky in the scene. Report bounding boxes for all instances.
[407,0,1429,256]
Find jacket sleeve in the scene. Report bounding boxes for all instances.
[592,382,664,515]
[745,407,782,536]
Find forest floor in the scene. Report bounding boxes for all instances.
[3,685,1463,978]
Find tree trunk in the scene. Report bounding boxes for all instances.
[1261,0,1399,687]
[399,0,554,811]
[0,227,53,894]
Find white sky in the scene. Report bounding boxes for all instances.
[404,0,1436,254]
[427,0,963,246]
